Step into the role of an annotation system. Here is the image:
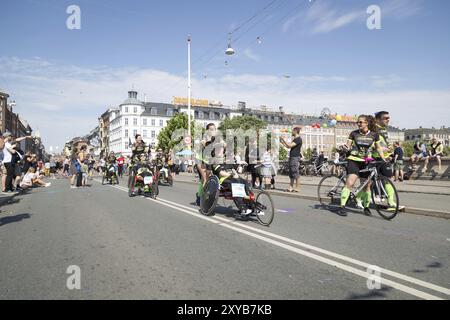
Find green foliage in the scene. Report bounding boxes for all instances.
[444,146,450,157]
[218,115,267,132]
[401,141,415,158]
[279,145,287,161]
[303,147,313,160]
[156,113,195,152]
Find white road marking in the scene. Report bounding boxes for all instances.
[95,179,449,300]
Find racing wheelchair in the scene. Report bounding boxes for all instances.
[128,158,159,199]
[199,164,274,226]
[102,163,119,185]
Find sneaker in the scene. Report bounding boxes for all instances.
[45,183,51,187]
[356,199,364,210]
[70,186,77,189]
[363,208,372,216]
[336,207,348,217]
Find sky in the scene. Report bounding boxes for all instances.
[1,0,450,151]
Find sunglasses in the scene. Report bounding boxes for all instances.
[357,121,367,124]
[382,117,390,120]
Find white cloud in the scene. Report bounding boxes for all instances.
[242,48,261,62]
[283,0,423,34]
[0,56,448,150]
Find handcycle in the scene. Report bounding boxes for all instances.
[102,163,119,185]
[155,163,173,187]
[199,164,275,226]
[317,160,400,220]
[128,163,159,199]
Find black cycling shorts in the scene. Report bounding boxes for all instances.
[346,160,370,179]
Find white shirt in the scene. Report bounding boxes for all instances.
[2,142,12,163]
[45,162,51,169]
[22,172,36,185]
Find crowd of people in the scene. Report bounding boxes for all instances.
[0,131,51,194]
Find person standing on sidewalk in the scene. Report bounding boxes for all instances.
[393,141,404,182]
[2,132,32,193]
[280,127,302,193]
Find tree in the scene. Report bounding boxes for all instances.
[156,113,195,152]
[218,115,267,132]
[401,141,415,158]
[303,148,313,160]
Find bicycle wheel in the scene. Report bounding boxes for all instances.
[371,175,399,220]
[317,174,346,209]
[254,191,274,226]
[200,176,220,216]
[127,169,134,188]
[102,174,106,185]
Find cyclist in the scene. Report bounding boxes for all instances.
[373,111,404,211]
[337,114,387,217]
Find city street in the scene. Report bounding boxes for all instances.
[1,177,449,300]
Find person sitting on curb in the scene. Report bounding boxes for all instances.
[20,167,51,190]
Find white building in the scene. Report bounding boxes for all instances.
[107,90,242,156]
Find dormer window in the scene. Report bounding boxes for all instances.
[151,108,157,115]
[167,108,173,116]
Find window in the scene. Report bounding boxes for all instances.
[167,108,173,116]
[125,142,129,149]
[125,107,129,113]
[133,107,137,113]
[143,118,147,126]
[199,111,204,119]
[125,129,128,137]
[159,119,164,127]
[151,108,157,115]
[209,112,215,120]
[143,130,147,138]
[151,119,155,126]
[133,129,137,137]
[133,118,138,126]
[125,118,128,126]
[151,130,156,138]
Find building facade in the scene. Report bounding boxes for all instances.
[404,127,450,146]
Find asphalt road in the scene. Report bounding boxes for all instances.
[0,176,449,300]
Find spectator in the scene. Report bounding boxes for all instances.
[260,148,274,190]
[245,139,260,188]
[63,156,70,176]
[280,127,302,193]
[44,160,51,177]
[2,132,17,193]
[20,167,51,189]
[117,154,125,178]
[49,157,56,179]
[11,142,25,191]
[393,142,404,182]
[410,140,427,169]
[69,147,81,188]
[424,138,444,172]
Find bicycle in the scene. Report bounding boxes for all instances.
[317,160,400,220]
[199,164,275,226]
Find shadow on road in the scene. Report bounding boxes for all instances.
[345,287,392,300]
[0,213,32,227]
[311,204,386,221]
[412,260,443,273]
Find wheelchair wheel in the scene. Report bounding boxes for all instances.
[151,180,159,199]
[254,191,274,226]
[200,175,220,216]
[128,176,135,197]
[101,174,106,185]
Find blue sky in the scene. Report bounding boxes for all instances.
[1,0,450,150]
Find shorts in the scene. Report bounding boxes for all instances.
[1,164,7,175]
[394,160,404,171]
[261,166,272,178]
[288,157,300,179]
[346,160,370,179]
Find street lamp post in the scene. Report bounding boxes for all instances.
[187,34,192,148]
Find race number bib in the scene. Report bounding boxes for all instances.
[144,176,153,184]
[231,183,246,198]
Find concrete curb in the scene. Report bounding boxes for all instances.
[174,179,450,220]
